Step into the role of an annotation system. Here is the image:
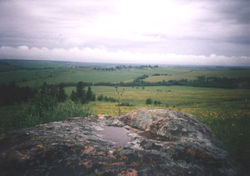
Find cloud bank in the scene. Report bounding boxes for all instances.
[1,45,249,66]
[0,0,250,65]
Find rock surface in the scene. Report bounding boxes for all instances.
[0,109,239,176]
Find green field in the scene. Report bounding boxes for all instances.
[0,60,250,169]
[1,60,250,87]
[77,86,250,115]
[144,69,250,82]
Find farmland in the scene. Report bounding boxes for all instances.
[1,60,250,88]
[0,60,250,169]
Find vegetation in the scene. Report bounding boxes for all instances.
[0,60,249,169]
[146,98,153,105]
[0,82,36,105]
[0,81,91,134]
[97,94,117,102]
[70,82,95,104]
[2,60,250,89]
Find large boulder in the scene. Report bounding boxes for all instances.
[0,109,239,176]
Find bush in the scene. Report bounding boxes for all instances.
[97,94,104,101]
[146,98,152,105]
[154,100,162,105]
[118,102,134,106]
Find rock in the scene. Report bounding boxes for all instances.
[0,109,240,176]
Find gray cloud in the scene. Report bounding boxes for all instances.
[214,0,250,24]
[0,0,250,65]
[1,45,250,66]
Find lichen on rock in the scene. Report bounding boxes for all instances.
[0,109,240,176]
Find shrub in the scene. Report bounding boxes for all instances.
[154,100,162,105]
[97,94,104,101]
[146,98,152,105]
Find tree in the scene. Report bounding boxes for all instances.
[104,96,109,101]
[70,90,78,102]
[97,94,103,101]
[91,93,96,101]
[76,81,86,104]
[41,82,48,95]
[86,86,92,101]
[154,100,162,105]
[33,87,57,117]
[58,84,67,102]
[50,85,59,99]
[76,82,85,98]
[146,98,152,105]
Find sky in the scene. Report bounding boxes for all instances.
[0,0,250,66]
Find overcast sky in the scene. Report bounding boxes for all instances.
[0,0,250,65]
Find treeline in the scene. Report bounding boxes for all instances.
[190,76,250,88]
[96,94,134,106]
[0,82,67,107]
[0,83,36,106]
[133,74,149,83]
[97,94,117,102]
[152,73,168,76]
[70,82,95,104]
[93,65,159,72]
[0,81,96,107]
[0,61,57,72]
[60,76,250,89]
[33,83,68,117]
[0,81,94,133]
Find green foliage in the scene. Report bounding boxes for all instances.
[97,94,117,102]
[0,82,36,105]
[146,98,152,105]
[58,84,67,102]
[133,74,148,83]
[0,100,91,134]
[87,86,96,102]
[76,81,86,104]
[53,100,91,119]
[118,102,134,106]
[199,115,250,168]
[104,96,109,101]
[97,94,103,101]
[33,91,57,117]
[154,100,162,105]
[91,94,96,101]
[70,82,95,104]
[70,90,78,102]
[0,82,81,134]
[39,82,68,103]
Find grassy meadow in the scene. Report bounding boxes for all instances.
[144,69,250,82]
[0,60,250,168]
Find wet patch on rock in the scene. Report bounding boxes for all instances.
[101,126,131,147]
[0,109,241,176]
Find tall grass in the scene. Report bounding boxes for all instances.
[0,100,91,134]
[199,115,250,168]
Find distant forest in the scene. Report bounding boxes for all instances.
[55,75,250,89]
